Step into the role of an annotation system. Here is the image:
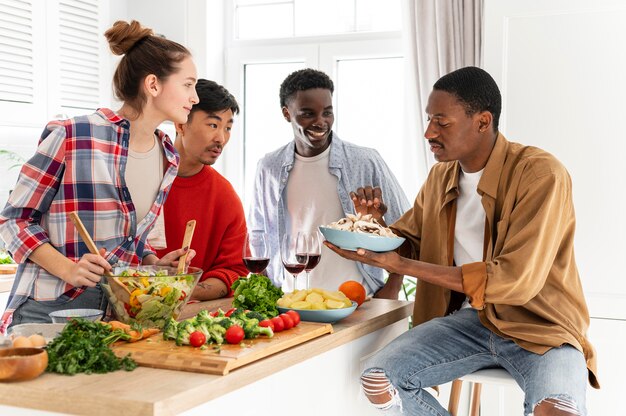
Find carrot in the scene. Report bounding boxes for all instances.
[108,321,131,331]
[141,328,160,338]
[127,330,143,342]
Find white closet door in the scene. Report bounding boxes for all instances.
[483,0,626,321]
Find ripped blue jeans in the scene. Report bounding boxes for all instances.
[362,308,587,415]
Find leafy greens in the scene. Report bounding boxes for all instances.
[46,318,137,375]
[231,274,283,318]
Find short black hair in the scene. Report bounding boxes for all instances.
[190,79,239,120]
[279,68,334,107]
[433,66,502,132]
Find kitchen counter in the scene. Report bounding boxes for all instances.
[0,298,413,416]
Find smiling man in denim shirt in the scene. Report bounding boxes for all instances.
[247,69,410,297]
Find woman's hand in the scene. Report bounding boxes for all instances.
[350,186,387,225]
[151,247,196,268]
[63,247,111,288]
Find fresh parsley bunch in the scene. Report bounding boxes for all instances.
[46,318,137,375]
[231,274,283,318]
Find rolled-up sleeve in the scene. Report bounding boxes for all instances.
[461,262,487,309]
[0,124,66,263]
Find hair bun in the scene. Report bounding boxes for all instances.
[104,20,154,55]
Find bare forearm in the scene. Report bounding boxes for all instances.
[142,254,158,265]
[29,243,75,282]
[373,273,404,300]
[394,257,464,293]
[191,277,229,301]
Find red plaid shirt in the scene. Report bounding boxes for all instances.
[0,109,179,332]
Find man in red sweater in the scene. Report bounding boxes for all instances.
[156,79,247,300]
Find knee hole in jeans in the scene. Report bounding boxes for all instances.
[532,396,582,416]
[361,369,402,411]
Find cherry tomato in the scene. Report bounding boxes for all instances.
[123,303,137,318]
[270,316,284,332]
[286,310,300,326]
[189,331,206,347]
[225,325,245,344]
[259,319,275,331]
[225,308,237,317]
[279,313,294,330]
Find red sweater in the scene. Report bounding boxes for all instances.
[156,166,247,296]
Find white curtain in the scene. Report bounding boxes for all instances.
[401,0,483,185]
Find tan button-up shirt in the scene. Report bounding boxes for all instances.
[391,134,599,388]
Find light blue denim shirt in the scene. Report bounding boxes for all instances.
[247,133,411,294]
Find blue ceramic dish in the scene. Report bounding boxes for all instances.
[319,226,405,252]
[278,301,357,324]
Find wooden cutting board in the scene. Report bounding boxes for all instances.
[111,321,333,375]
[0,264,18,275]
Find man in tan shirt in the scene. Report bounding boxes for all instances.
[327,67,598,416]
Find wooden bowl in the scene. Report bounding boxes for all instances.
[0,347,48,382]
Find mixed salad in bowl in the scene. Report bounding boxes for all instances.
[101,266,202,329]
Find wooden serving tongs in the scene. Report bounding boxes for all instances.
[68,212,131,305]
[177,220,196,274]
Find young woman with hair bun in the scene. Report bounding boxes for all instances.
[0,20,199,330]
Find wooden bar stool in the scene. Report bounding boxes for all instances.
[448,368,519,416]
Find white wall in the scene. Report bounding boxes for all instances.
[126,0,225,82]
[483,0,626,414]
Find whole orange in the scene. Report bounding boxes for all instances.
[338,280,367,306]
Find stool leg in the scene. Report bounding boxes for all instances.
[448,379,463,416]
[470,382,482,416]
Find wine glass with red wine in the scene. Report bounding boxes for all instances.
[303,231,322,289]
[281,233,308,290]
[242,231,270,275]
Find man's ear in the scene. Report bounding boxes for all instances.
[175,122,186,137]
[281,106,291,122]
[144,74,160,98]
[478,111,493,133]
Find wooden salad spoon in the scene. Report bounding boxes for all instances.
[177,220,196,274]
[68,212,131,304]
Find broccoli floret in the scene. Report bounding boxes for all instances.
[245,311,266,321]
[208,324,226,344]
[243,320,273,339]
[242,318,260,339]
[196,309,213,323]
[163,318,178,340]
[228,308,248,320]
[216,317,233,329]
[175,320,196,346]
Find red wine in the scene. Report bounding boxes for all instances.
[305,254,321,271]
[243,257,269,274]
[283,263,306,274]
[295,253,308,264]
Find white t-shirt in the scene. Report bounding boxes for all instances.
[284,147,361,293]
[125,135,163,223]
[454,168,485,309]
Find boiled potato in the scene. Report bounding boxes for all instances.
[277,287,352,310]
[290,301,312,309]
[291,290,308,302]
[277,297,293,308]
[305,292,324,304]
[325,299,346,309]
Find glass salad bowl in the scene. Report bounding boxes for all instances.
[101,265,202,329]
